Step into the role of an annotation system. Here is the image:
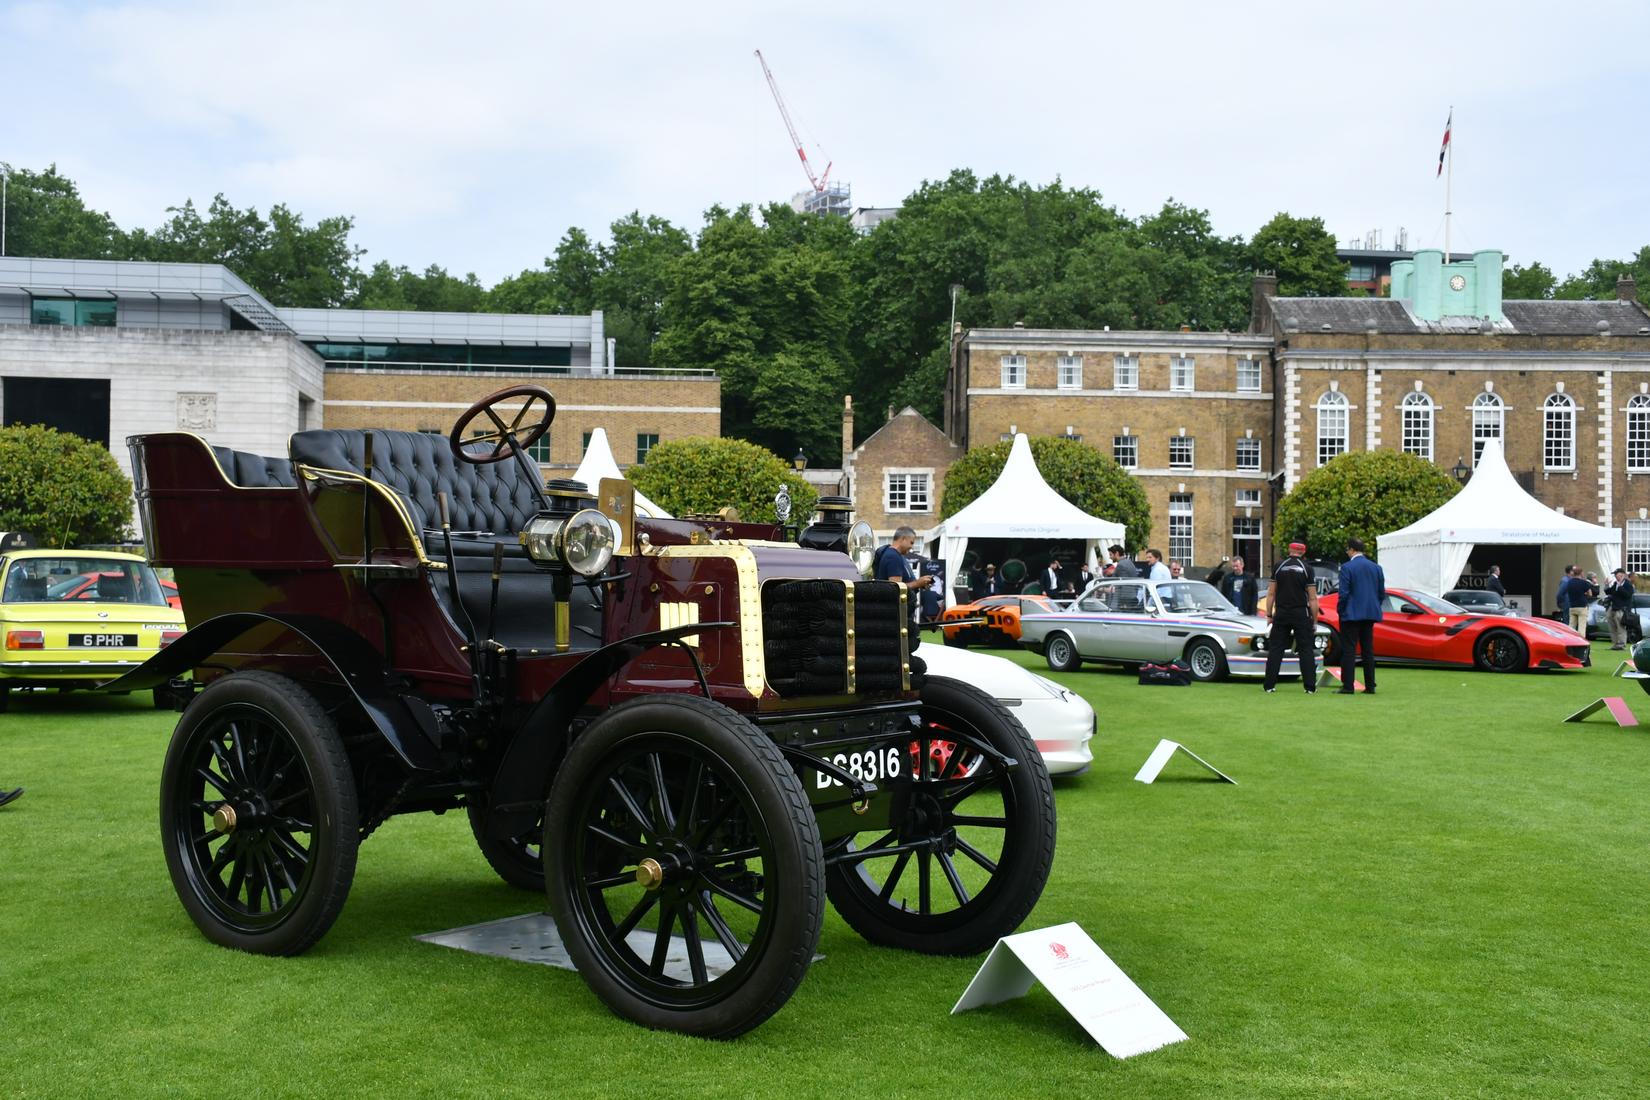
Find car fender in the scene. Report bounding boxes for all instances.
[482,621,732,840]
[97,612,445,772]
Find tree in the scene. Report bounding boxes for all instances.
[1554,245,1650,301]
[1245,213,1348,299]
[0,163,127,258]
[352,261,486,312]
[939,436,1152,550]
[627,437,817,524]
[1502,261,1556,300]
[596,212,692,368]
[0,425,133,546]
[1272,450,1458,561]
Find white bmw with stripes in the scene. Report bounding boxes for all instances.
[1018,578,1329,681]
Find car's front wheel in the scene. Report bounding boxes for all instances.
[1184,638,1228,682]
[1045,633,1081,672]
[1474,630,1527,673]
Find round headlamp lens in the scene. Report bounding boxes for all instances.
[563,508,616,576]
[848,520,877,577]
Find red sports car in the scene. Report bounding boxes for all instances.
[1319,587,1590,673]
[52,571,183,612]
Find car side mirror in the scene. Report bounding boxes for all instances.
[1400,603,1424,616]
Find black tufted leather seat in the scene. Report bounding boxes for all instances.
[212,447,297,488]
[286,428,599,650]
[288,429,540,536]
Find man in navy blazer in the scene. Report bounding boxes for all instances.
[1336,537,1386,694]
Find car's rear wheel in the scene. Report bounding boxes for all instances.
[1045,633,1081,672]
[1184,638,1228,682]
[159,671,359,956]
[1474,630,1527,673]
[468,798,545,892]
[825,676,1056,956]
[544,695,824,1039]
[944,628,967,648]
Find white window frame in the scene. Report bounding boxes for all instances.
[1235,488,1262,507]
[1235,438,1261,472]
[1316,390,1349,466]
[1169,436,1195,470]
[1112,435,1138,469]
[1170,356,1195,392]
[1400,391,1434,461]
[884,468,933,514]
[1627,395,1650,472]
[1168,494,1194,565]
[1236,357,1262,393]
[1057,354,1083,390]
[1472,392,1504,465]
[1113,354,1138,391]
[1000,355,1026,389]
[1543,392,1575,472]
[1629,519,1650,574]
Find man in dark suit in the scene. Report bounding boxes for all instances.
[972,563,1000,600]
[1041,558,1064,597]
[1485,565,1505,597]
[1336,537,1386,694]
[1222,556,1258,615]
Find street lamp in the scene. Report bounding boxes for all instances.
[792,447,807,472]
[1451,456,1471,483]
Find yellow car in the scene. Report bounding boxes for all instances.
[0,548,185,710]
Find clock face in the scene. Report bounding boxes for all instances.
[1449,274,1466,291]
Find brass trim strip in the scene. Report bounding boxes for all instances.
[655,543,765,697]
[897,584,912,691]
[297,464,432,566]
[842,579,857,694]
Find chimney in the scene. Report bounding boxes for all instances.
[1249,272,1278,334]
[1619,274,1640,304]
[841,395,854,459]
[886,404,895,422]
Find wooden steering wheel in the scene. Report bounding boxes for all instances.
[449,384,557,465]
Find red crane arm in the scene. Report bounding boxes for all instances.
[754,49,823,193]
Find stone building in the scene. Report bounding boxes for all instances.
[946,323,1276,569]
[841,398,962,539]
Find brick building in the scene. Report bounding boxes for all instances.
[944,251,1650,582]
[841,398,962,539]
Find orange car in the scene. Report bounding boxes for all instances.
[940,594,1057,648]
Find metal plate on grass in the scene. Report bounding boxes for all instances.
[416,912,821,982]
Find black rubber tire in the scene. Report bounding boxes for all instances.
[543,694,825,1039]
[467,799,545,892]
[1474,630,1528,673]
[1045,632,1082,672]
[159,671,359,956]
[944,630,967,648]
[1184,638,1228,682]
[826,675,1056,956]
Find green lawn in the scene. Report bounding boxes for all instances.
[3,646,1648,1098]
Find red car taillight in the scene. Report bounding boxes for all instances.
[6,630,45,650]
[159,630,184,648]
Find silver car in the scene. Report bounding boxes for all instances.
[1018,577,1330,681]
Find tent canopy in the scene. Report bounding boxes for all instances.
[932,433,1126,606]
[1376,438,1620,594]
[572,428,670,518]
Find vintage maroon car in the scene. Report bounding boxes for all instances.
[110,385,1054,1039]
[1319,587,1590,673]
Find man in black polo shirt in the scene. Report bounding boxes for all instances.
[1263,540,1320,694]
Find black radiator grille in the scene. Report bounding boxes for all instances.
[762,579,909,697]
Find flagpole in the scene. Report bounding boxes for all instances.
[1444,106,1453,262]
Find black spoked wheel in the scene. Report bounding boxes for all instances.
[1045,633,1082,672]
[544,695,824,1039]
[467,799,545,892]
[159,671,359,956]
[1474,630,1527,673]
[1184,638,1228,682]
[826,675,1056,956]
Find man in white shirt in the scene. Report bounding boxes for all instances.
[1144,548,1171,583]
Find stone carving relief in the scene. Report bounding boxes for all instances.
[177,392,218,431]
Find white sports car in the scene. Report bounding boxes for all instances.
[917,642,1094,776]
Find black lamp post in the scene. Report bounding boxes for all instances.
[792,447,808,472]
[1451,456,1471,483]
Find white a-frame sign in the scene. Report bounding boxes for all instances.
[952,922,1187,1058]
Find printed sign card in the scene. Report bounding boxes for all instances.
[952,922,1187,1058]
[1133,739,1236,784]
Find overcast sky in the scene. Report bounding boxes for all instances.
[4,0,1646,285]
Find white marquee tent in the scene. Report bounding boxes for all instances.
[572,428,670,518]
[931,433,1126,607]
[1376,438,1620,596]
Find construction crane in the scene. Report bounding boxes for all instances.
[753,48,831,194]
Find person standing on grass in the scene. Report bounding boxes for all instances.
[1335,538,1385,695]
[875,526,934,622]
[1108,545,1139,578]
[1223,556,1258,615]
[1560,567,1595,635]
[0,787,21,809]
[1263,541,1320,694]
[1144,549,1171,582]
[1604,568,1635,650]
